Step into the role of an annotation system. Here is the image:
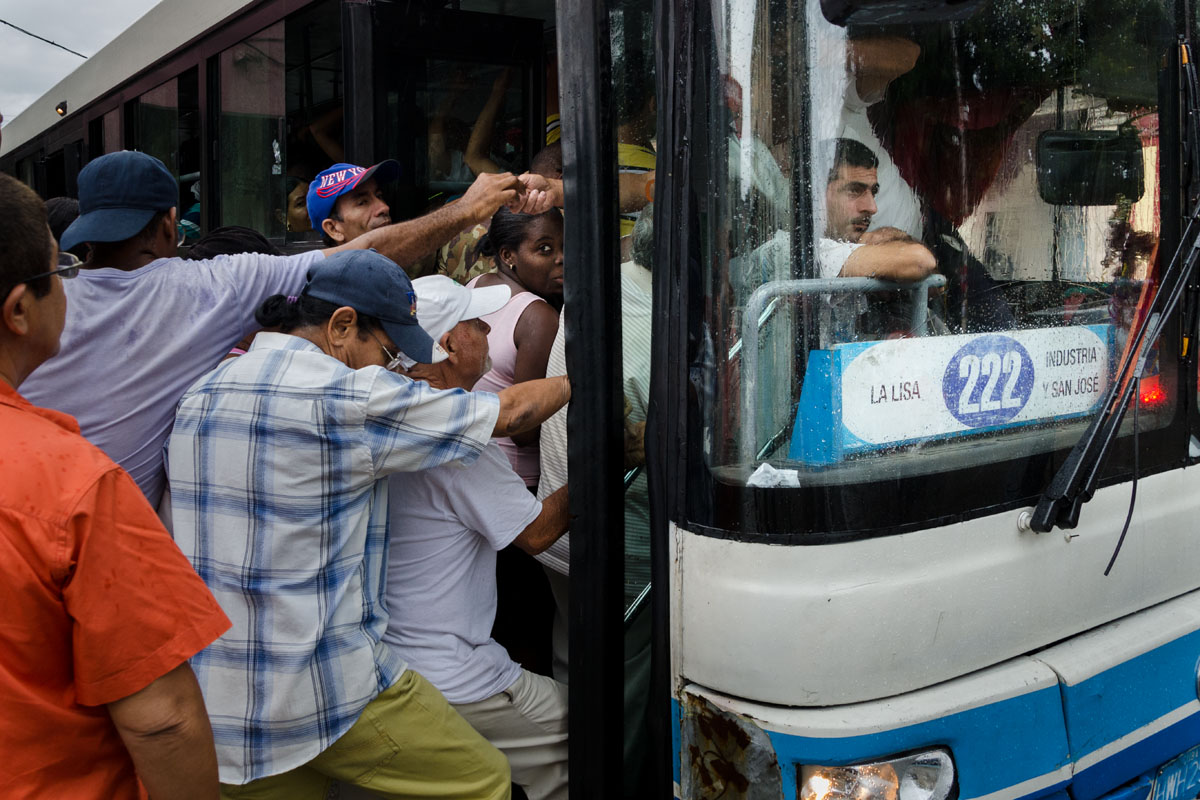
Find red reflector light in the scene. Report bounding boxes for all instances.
[1139,375,1167,406]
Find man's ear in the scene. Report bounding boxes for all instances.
[1,284,32,337]
[322,217,346,244]
[325,306,358,347]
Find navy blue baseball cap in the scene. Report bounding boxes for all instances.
[303,249,447,364]
[61,151,178,252]
[307,160,402,231]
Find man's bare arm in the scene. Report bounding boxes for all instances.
[327,172,525,265]
[841,240,936,282]
[107,662,220,800]
[618,169,655,213]
[513,485,570,555]
[848,36,921,101]
[518,171,652,214]
[494,375,571,438]
[858,226,913,245]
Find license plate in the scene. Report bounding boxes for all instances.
[1152,745,1200,800]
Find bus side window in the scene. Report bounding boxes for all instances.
[283,0,343,241]
[217,22,287,240]
[127,68,201,243]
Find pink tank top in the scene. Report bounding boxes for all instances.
[467,276,551,487]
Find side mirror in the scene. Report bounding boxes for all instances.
[1036,130,1144,206]
[820,0,984,26]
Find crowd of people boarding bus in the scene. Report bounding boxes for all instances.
[0,131,652,799]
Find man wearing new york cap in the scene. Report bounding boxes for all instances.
[20,150,543,509]
[307,160,402,247]
[383,275,571,800]
[167,251,571,798]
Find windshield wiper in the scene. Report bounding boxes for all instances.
[1031,42,1200,536]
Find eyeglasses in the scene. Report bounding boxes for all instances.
[368,330,409,372]
[13,253,82,287]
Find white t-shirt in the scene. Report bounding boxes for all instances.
[837,98,925,239]
[736,229,861,284]
[20,251,323,506]
[383,442,539,704]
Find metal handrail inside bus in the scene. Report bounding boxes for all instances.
[738,274,947,465]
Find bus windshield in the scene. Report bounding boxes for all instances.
[699,0,1180,491]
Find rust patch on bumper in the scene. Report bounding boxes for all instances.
[680,691,783,799]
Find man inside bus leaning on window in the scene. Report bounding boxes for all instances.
[18,150,549,511]
[0,172,232,800]
[819,137,935,281]
[740,137,935,286]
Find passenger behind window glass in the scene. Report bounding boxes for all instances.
[428,67,478,183]
[615,69,657,244]
[285,105,344,240]
[278,176,312,234]
[735,137,936,339]
[427,63,526,191]
[831,30,1016,332]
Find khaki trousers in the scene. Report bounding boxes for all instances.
[219,670,511,800]
[453,669,569,800]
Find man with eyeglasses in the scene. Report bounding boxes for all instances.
[167,248,571,798]
[19,150,545,510]
[0,174,232,798]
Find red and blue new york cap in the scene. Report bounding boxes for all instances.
[306,160,402,231]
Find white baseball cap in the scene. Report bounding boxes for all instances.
[410,275,511,343]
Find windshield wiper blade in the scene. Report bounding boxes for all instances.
[1031,41,1200,534]
[1030,217,1200,532]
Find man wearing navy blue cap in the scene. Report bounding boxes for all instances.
[167,248,570,798]
[20,150,543,509]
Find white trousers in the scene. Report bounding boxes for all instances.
[453,669,569,800]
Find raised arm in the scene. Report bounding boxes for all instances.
[107,662,220,800]
[464,68,514,177]
[840,237,936,282]
[328,171,525,266]
[513,484,570,555]
[494,375,571,438]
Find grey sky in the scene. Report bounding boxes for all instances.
[0,0,159,125]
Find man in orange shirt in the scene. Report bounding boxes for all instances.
[0,173,232,799]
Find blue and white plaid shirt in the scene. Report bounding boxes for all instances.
[167,333,499,784]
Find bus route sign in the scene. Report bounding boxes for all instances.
[789,325,1113,464]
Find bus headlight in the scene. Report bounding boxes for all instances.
[799,749,955,800]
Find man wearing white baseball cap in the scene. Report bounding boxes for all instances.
[384,274,571,800]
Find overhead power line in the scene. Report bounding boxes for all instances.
[0,18,87,59]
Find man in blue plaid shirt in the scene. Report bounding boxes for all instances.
[167,249,569,799]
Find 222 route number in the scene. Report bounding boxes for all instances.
[942,335,1034,428]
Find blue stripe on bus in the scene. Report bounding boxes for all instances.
[762,684,1069,800]
[1072,711,1200,800]
[1062,629,1200,800]
[672,697,682,788]
[673,633,1200,800]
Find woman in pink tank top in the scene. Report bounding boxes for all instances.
[466,207,563,488]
